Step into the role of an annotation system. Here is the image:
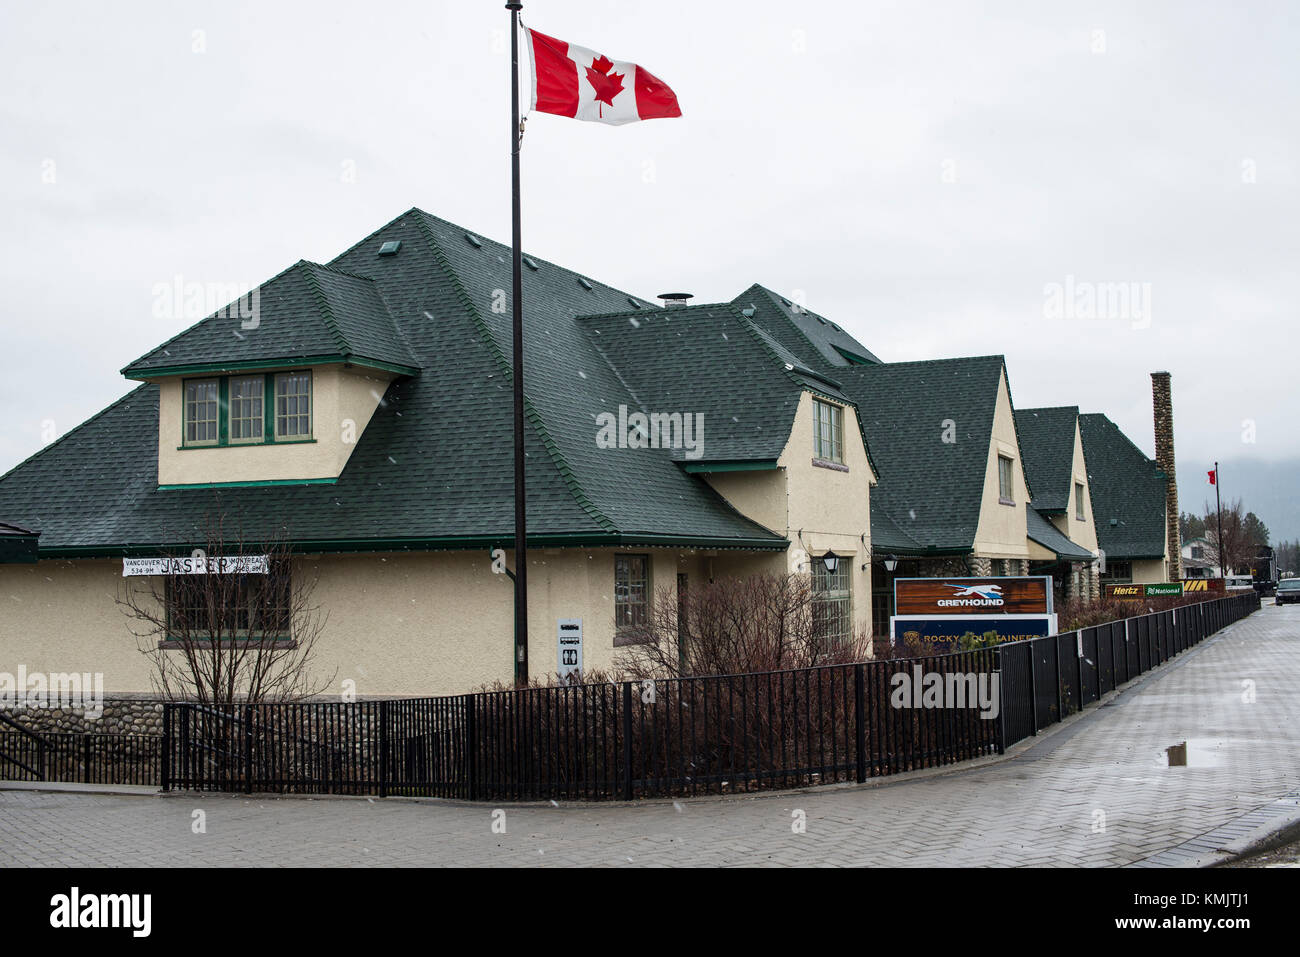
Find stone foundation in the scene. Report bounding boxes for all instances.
[0,696,165,736]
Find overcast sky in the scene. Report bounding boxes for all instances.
[2,1,1295,529]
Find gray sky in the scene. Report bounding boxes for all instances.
[2,1,1296,530]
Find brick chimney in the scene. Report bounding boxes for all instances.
[1151,372,1181,581]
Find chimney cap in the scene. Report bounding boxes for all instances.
[658,292,693,307]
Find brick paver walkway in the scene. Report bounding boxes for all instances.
[3,605,1297,867]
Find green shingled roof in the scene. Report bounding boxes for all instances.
[0,208,792,555]
[1078,412,1167,560]
[1026,506,1094,561]
[122,261,420,378]
[732,284,882,370]
[838,355,1009,552]
[1017,406,1080,513]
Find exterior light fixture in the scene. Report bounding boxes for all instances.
[883,554,899,573]
[821,551,841,574]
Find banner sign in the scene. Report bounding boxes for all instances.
[893,576,1053,616]
[122,555,269,577]
[1180,578,1224,593]
[1105,582,1184,599]
[557,618,583,681]
[891,614,1057,652]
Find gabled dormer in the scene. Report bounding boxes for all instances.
[121,260,420,489]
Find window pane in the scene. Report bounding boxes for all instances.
[615,555,649,629]
[275,372,311,438]
[229,375,264,441]
[183,379,219,445]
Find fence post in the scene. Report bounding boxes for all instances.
[464,695,477,801]
[379,700,389,799]
[1029,640,1038,735]
[1054,635,1063,721]
[243,705,253,795]
[161,704,171,792]
[854,663,866,782]
[995,648,1006,755]
[621,681,634,801]
[84,734,91,784]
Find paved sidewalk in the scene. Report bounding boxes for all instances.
[3,605,1297,867]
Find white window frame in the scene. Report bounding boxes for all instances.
[274,371,313,440]
[813,399,844,465]
[228,375,265,445]
[997,455,1015,505]
[183,378,220,447]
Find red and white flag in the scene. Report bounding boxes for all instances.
[525,28,681,125]
[1208,468,1217,486]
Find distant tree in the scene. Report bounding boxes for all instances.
[1180,511,1206,542]
[1276,540,1298,578]
[1202,498,1252,575]
[1242,512,1270,548]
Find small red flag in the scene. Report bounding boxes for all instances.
[1208,469,1216,485]
[525,28,682,125]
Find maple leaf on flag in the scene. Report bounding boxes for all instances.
[584,54,625,117]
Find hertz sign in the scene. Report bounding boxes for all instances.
[1105,582,1184,599]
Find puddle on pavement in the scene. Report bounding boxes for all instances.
[1165,738,1227,767]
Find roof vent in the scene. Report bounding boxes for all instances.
[658,292,693,308]
[523,256,539,271]
[627,297,641,309]
[577,276,594,291]
[378,240,401,256]
[465,233,483,248]
[741,306,756,318]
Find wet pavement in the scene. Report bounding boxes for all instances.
[2,604,1298,867]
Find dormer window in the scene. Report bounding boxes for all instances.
[274,372,312,439]
[229,375,265,444]
[181,370,313,448]
[183,379,219,446]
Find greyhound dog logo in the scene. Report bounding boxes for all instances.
[937,582,1005,607]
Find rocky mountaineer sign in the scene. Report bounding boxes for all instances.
[893,576,1053,616]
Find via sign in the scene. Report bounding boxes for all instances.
[122,555,269,577]
[557,618,583,682]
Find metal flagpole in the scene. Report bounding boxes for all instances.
[507,0,528,685]
[1215,461,1224,578]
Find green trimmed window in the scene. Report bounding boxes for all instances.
[614,554,650,631]
[180,370,312,447]
[812,559,852,646]
[813,399,843,464]
[275,372,312,439]
[183,379,220,446]
[229,375,265,444]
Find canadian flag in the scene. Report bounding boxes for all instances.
[525,28,681,125]
[1208,468,1217,485]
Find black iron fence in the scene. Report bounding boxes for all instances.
[0,592,1261,798]
[997,591,1260,747]
[0,715,161,787]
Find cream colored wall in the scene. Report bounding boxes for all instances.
[1051,421,1098,553]
[973,371,1030,561]
[154,364,395,486]
[0,548,793,698]
[703,391,875,642]
[1132,558,1166,584]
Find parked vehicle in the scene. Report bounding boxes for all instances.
[1277,578,1300,606]
[1250,545,1278,597]
[1225,575,1255,592]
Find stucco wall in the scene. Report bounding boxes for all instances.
[154,364,395,486]
[972,371,1030,561]
[703,391,874,642]
[0,547,794,698]
[1047,420,1099,554]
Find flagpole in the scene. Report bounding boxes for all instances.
[507,0,528,685]
[1215,461,1224,578]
